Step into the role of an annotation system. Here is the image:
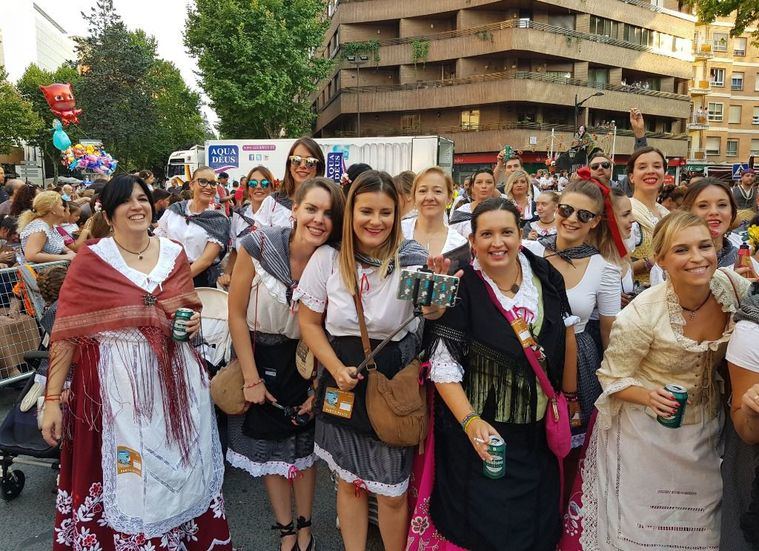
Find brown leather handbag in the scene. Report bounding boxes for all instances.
[353,293,427,447]
[210,358,248,415]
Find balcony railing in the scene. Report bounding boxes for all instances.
[339,70,690,101]
[332,120,687,140]
[337,18,692,60]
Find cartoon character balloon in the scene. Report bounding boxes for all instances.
[39,83,82,125]
[51,119,72,151]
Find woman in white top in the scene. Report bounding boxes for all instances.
[612,188,637,301]
[524,191,558,240]
[297,170,445,551]
[228,178,344,551]
[401,167,468,258]
[449,168,496,239]
[255,137,325,229]
[523,179,621,445]
[218,165,275,287]
[155,166,230,288]
[503,169,536,224]
[18,191,76,263]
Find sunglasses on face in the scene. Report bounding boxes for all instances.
[590,161,611,170]
[195,178,216,188]
[248,179,271,189]
[289,155,320,169]
[558,203,597,223]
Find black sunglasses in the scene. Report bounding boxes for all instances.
[195,178,216,188]
[590,161,611,170]
[248,179,271,189]
[558,203,597,223]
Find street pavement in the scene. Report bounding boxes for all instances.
[0,385,385,550]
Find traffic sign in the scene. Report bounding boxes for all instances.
[733,163,750,179]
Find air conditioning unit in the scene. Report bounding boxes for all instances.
[753,116,759,125]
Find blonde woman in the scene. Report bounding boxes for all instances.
[401,167,467,257]
[19,191,76,263]
[566,211,749,549]
[503,169,536,224]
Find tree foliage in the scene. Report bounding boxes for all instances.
[687,0,759,39]
[185,0,333,138]
[0,67,45,154]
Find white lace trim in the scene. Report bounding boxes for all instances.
[293,288,326,313]
[473,252,539,319]
[90,237,180,294]
[429,344,464,383]
[251,258,288,305]
[577,424,600,551]
[226,448,315,478]
[594,376,642,431]
[314,443,409,497]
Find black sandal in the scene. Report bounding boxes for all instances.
[296,516,315,551]
[271,521,297,551]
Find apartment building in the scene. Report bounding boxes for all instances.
[689,19,759,165]
[313,0,695,176]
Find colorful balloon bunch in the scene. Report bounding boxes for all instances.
[61,143,118,175]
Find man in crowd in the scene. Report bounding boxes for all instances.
[0,179,25,216]
[493,152,523,193]
[216,172,233,216]
[152,189,172,223]
[732,169,756,213]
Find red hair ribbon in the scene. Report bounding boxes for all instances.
[576,166,628,259]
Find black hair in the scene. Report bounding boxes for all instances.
[626,146,667,177]
[470,168,495,183]
[471,197,521,235]
[152,189,171,202]
[100,174,155,221]
[0,215,17,234]
[218,172,229,179]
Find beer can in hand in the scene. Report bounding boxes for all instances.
[657,384,688,429]
[483,436,506,479]
[172,308,194,342]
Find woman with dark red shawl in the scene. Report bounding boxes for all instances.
[41,175,232,551]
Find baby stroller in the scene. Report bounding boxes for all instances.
[0,263,68,500]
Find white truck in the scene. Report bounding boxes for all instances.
[197,136,453,182]
[165,145,206,182]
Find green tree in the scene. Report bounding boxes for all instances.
[687,0,759,39]
[148,59,206,172]
[17,63,82,180]
[185,0,333,138]
[0,67,44,154]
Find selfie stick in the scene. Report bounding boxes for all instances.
[352,307,423,377]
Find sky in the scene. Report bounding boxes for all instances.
[35,0,219,129]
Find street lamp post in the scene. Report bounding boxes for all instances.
[574,91,605,134]
[347,54,369,137]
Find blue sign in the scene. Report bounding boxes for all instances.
[326,152,345,183]
[208,145,239,172]
[733,163,750,180]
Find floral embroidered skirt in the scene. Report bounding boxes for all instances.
[53,382,233,551]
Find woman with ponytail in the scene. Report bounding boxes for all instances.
[19,191,76,263]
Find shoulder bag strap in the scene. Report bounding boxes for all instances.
[474,269,556,400]
[719,267,743,308]
[353,290,377,370]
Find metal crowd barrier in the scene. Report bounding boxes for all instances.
[0,261,69,389]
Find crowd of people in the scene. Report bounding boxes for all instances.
[0,113,752,551]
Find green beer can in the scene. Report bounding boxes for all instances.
[172,308,194,342]
[483,436,506,479]
[657,384,688,429]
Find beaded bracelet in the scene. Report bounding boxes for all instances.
[461,412,481,433]
[242,379,263,390]
[565,394,579,403]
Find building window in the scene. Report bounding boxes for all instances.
[756,74,759,92]
[460,110,480,130]
[752,139,759,156]
[705,137,721,155]
[401,114,420,132]
[726,139,739,157]
[707,103,723,122]
[713,33,728,52]
[588,68,609,85]
[734,37,747,57]
[729,105,742,124]
[753,107,759,125]
[710,68,725,87]
[732,72,744,91]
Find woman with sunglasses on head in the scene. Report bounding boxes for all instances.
[503,169,536,225]
[297,170,449,551]
[523,178,622,446]
[411,198,576,550]
[402,167,467,257]
[155,166,230,288]
[227,177,344,551]
[218,166,276,288]
[564,211,748,549]
[450,168,496,239]
[255,137,325,229]
[628,146,669,286]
